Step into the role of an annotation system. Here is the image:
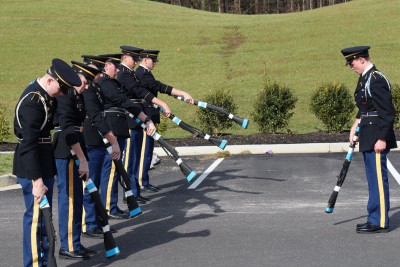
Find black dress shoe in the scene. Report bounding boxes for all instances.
[134,197,146,204]
[79,245,97,256]
[116,207,129,215]
[108,226,118,233]
[108,212,129,220]
[59,249,90,260]
[137,195,150,202]
[98,226,117,233]
[140,185,158,193]
[82,227,103,239]
[356,221,370,229]
[148,184,160,191]
[356,222,389,233]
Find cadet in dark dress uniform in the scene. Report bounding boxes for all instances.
[135,50,193,193]
[53,69,97,260]
[13,59,81,267]
[77,59,121,237]
[82,55,106,71]
[117,46,171,202]
[342,46,397,233]
[97,56,156,219]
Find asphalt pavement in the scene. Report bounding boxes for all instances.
[2,151,400,267]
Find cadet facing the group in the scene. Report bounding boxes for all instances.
[13,59,81,267]
[342,46,397,233]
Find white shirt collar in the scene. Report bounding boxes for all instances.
[139,64,150,71]
[37,78,50,95]
[362,63,374,76]
[121,63,132,71]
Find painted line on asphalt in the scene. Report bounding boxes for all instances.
[188,158,224,190]
[387,158,400,185]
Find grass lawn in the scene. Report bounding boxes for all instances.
[1,0,399,143]
[0,154,13,176]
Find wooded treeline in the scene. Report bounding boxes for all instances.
[150,0,351,14]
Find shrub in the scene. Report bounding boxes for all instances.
[251,78,297,134]
[156,114,168,135]
[196,89,238,135]
[0,104,10,143]
[310,82,354,133]
[391,84,400,129]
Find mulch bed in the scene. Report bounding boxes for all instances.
[2,130,400,151]
[162,132,350,147]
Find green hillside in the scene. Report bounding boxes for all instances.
[1,0,399,140]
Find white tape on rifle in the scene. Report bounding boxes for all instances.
[387,158,400,186]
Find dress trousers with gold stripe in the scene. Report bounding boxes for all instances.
[135,65,173,188]
[53,87,87,253]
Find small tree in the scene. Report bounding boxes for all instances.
[310,82,354,133]
[196,89,238,135]
[391,84,400,129]
[252,78,297,133]
[0,104,10,143]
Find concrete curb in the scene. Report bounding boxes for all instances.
[0,173,17,188]
[153,142,356,156]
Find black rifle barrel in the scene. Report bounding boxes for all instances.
[83,177,120,258]
[153,105,227,150]
[325,123,360,213]
[70,151,120,258]
[128,114,197,183]
[39,196,57,267]
[96,136,142,218]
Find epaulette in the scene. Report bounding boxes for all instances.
[365,70,391,97]
[16,91,48,130]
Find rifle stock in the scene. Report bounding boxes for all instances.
[98,133,142,218]
[84,178,120,258]
[174,96,249,129]
[154,133,197,182]
[112,158,142,217]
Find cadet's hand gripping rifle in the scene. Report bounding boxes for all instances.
[126,113,197,183]
[173,96,249,129]
[70,151,120,258]
[325,124,360,213]
[39,196,57,267]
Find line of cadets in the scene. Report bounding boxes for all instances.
[15,45,194,266]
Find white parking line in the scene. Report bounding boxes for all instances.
[387,158,400,185]
[188,158,224,189]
